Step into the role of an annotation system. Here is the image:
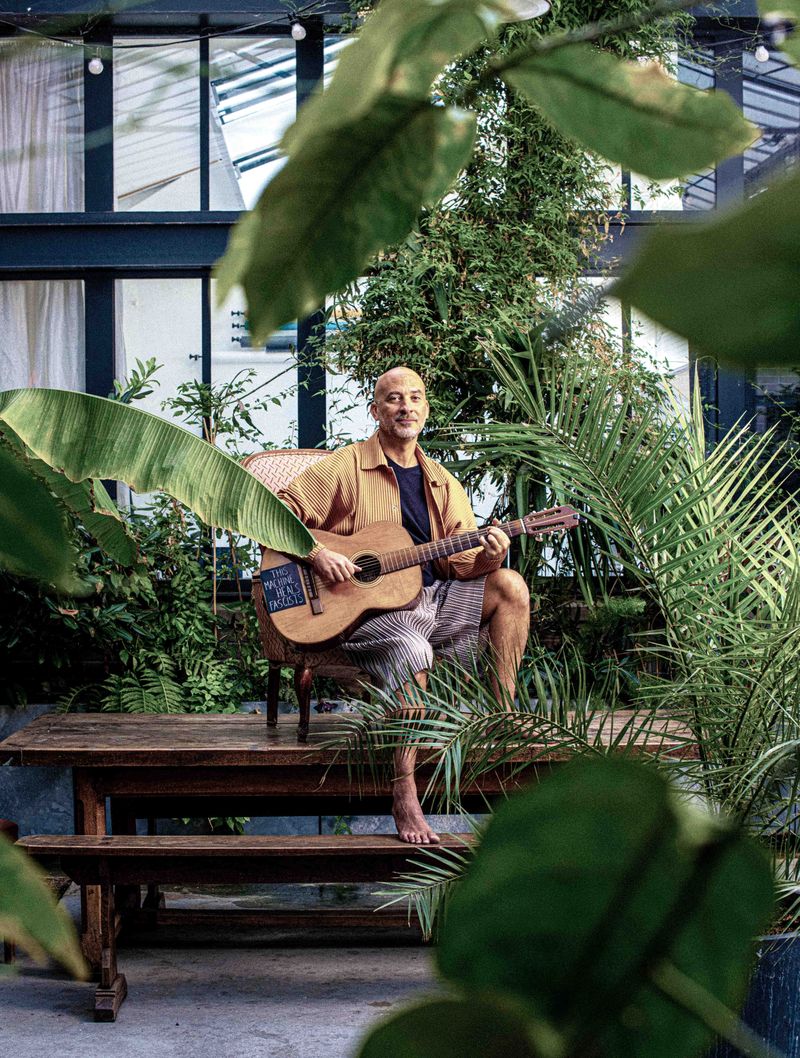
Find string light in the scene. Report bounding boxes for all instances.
[755,43,770,63]
[290,22,307,41]
[88,49,104,74]
[499,0,550,20]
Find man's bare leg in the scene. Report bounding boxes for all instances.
[481,568,531,704]
[392,671,440,845]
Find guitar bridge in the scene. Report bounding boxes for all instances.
[301,565,324,615]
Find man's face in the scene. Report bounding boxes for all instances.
[370,369,429,443]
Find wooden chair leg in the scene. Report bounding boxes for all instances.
[294,665,313,743]
[266,661,281,728]
[94,861,127,1022]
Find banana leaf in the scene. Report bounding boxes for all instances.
[0,388,315,557]
[2,426,138,567]
[0,443,88,593]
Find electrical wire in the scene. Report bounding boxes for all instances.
[0,1,347,49]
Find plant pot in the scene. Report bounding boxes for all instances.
[707,932,800,1058]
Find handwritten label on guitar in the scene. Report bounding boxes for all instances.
[260,565,307,614]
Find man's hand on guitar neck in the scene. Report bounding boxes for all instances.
[312,547,362,584]
[480,519,511,562]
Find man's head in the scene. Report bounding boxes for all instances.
[370,366,429,444]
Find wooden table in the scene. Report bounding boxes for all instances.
[0,709,695,972]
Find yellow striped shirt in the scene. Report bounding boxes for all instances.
[278,431,502,581]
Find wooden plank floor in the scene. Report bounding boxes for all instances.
[0,710,696,767]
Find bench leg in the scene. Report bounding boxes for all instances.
[95,863,127,1022]
[141,817,164,923]
[110,802,141,917]
[3,939,15,964]
[74,770,106,977]
[294,665,312,743]
[266,662,281,728]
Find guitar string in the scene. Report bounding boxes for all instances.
[378,512,573,574]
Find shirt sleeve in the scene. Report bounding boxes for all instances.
[439,475,504,581]
[278,460,340,531]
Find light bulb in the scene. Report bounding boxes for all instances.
[290,22,307,41]
[755,44,770,63]
[88,55,104,75]
[498,0,550,21]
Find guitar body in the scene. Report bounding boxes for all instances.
[260,522,423,650]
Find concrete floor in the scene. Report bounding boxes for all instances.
[1,887,435,1058]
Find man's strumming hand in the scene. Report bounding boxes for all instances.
[480,519,511,562]
[312,547,362,584]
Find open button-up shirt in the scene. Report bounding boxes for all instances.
[277,431,502,581]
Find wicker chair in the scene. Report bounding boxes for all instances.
[242,450,368,742]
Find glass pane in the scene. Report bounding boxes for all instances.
[0,40,84,212]
[0,280,85,388]
[114,40,200,211]
[209,38,295,210]
[744,47,800,198]
[325,287,372,447]
[211,278,298,453]
[630,49,715,211]
[631,310,691,406]
[753,369,800,435]
[116,278,202,431]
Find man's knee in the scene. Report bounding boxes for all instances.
[486,568,530,617]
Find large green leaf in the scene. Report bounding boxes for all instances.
[0,389,314,557]
[356,998,542,1058]
[216,98,477,342]
[0,834,87,979]
[2,427,138,567]
[283,0,506,156]
[0,444,87,593]
[613,169,800,365]
[437,758,774,1058]
[502,43,756,179]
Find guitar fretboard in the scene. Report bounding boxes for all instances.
[379,520,527,574]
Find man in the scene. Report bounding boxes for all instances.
[279,367,530,844]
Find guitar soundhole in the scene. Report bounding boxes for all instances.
[353,554,382,583]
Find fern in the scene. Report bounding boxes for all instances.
[101,667,184,714]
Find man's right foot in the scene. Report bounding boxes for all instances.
[392,775,440,845]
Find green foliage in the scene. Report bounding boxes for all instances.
[614,168,800,365]
[217,96,478,343]
[502,41,755,179]
[0,443,85,594]
[357,759,776,1058]
[0,834,87,980]
[0,387,314,557]
[324,1,683,435]
[218,0,734,350]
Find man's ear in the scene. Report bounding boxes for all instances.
[369,402,378,422]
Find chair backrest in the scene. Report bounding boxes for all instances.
[241,449,332,494]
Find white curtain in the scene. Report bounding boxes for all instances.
[0,41,85,390]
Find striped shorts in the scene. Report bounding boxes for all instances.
[341,576,487,692]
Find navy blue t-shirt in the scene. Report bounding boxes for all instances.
[387,457,437,586]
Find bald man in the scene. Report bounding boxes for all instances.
[278,367,530,844]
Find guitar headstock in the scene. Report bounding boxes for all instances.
[522,505,581,539]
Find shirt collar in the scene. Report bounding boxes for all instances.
[360,430,448,486]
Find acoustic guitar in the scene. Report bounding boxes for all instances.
[259,505,580,650]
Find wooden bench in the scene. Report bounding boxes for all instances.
[19,832,473,1022]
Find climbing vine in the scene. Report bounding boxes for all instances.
[324,1,689,428]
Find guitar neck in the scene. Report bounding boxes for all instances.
[380,520,526,574]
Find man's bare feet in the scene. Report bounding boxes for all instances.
[392,774,440,845]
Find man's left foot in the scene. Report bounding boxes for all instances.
[392,775,440,845]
